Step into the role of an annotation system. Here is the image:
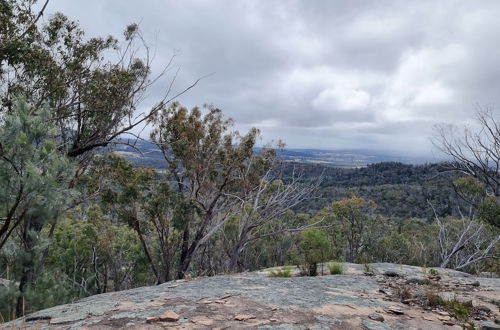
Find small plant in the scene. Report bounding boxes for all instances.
[363,263,374,273]
[328,262,344,275]
[425,289,444,307]
[428,268,439,276]
[396,284,411,300]
[447,299,470,321]
[269,266,293,278]
[445,298,475,329]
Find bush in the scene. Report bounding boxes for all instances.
[428,268,439,275]
[363,263,374,273]
[269,266,293,278]
[425,289,444,307]
[299,229,330,276]
[328,262,344,275]
[0,282,18,323]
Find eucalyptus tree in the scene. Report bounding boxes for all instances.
[1,0,198,168]
[331,197,377,263]
[150,102,280,279]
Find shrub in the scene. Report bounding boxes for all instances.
[396,284,411,300]
[299,229,330,276]
[328,262,344,275]
[269,266,293,278]
[0,282,18,323]
[425,289,444,307]
[428,268,439,276]
[363,263,374,273]
[447,299,471,323]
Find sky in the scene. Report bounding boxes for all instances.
[46,0,500,157]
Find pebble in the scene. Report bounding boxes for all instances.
[480,321,500,330]
[368,313,384,322]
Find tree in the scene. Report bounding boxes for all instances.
[1,0,199,168]
[0,99,74,250]
[150,102,279,279]
[226,168,320,272]
[90,153,206,284]
[433,215,499,270]
[0,98,75,316]
[331,197,377,263]
[434,108,500,228]
[299,229,330,276]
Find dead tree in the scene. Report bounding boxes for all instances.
[225,164,321,272]
[430,202,499,270]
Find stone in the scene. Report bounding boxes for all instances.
[406,277,427,285]
[49,314,88,324]
[234,314,256,321]
[191,315,213,325]
[159,310,180,322]
[412,291,424,299]
[477,305,491,313]
[480,321,500,330]
[146,317,159,323]
[368,313,384,322]
[383,271,401,277]
[471,281,481,287]
[385,307,404,315]
[362,320,395,330]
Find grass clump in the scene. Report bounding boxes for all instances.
[424,290,474,329]
[363,263,374,273]
[428,268,439,276]
[328,262,344,275]
[425,288,444,307]
[269,266,293,278]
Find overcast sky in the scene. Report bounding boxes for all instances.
[47,0,500,157]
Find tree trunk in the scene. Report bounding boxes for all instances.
[15,217,41,317]
[228,234,248,272]
[176,215,211,279]
[228,243,243,272]
[177,227,190,279]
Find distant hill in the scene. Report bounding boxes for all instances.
[109,139,433,169]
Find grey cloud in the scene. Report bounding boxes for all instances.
[47,0,500,156]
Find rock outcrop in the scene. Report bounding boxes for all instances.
[2,263,499,329]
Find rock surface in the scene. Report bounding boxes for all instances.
[2,263,499,329]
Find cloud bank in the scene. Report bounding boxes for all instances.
[48,0,500,156]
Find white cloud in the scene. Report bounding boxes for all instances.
[312,87,371,112]
[47,0,500,156]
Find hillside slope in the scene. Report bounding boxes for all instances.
[3,263,499,329]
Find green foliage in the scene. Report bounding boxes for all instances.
[22,272,79,314]
[331,197,377,262]
[328,262,344,275]
[0,99,75,250]
[269,266,293,278]
[299,229,330,276]
[0,0,154,160]
[446,298,471,323]
[0,282,18,322]
[454,177,484,197]
[477,196,500,228]
[0,271,78,322]
[48,209,148,295]
[428,268,439,276]
[363,263,374,273]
